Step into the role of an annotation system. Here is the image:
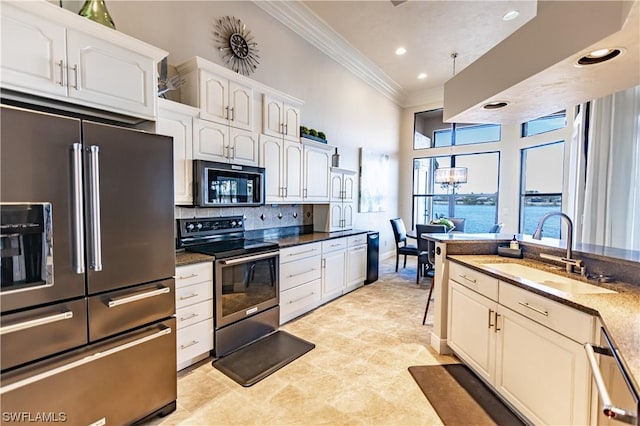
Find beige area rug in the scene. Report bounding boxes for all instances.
[408,364,526,426]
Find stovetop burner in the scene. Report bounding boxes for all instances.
[176,215,278,259]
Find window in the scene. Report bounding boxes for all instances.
[412,152,499,233]
[520,142,565,238]
[522,111,567,137]
[433,124,501,147]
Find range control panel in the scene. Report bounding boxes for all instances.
[177,215,245,245]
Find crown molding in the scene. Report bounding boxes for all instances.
[254,0,406,105]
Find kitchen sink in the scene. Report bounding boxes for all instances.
[481,263,617,295]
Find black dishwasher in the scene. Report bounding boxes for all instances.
[365,231,379,284]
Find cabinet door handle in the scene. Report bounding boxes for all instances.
[57,60,65,86]
[230,107,235,121]
[303,188,308,198]
[494,312,500,333]
[179,293,199,301]
[289,292,316,304]
[71,64,78,90]
[230,146,235,159]
[488,309,494,329]
[459,274,477,284]
[178,273,198,280]
[284,187,287,197]
[288,268,316,278]
[180,340,199,350]
[224,105,229,119]
[179,312,199,322]
[518,301,549,317]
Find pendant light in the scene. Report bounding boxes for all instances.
[434,52,468,191]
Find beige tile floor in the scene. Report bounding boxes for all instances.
[148,256,457,426]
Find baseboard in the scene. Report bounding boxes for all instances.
[430,332,452,355]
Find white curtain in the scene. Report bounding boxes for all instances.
[581,85,640,250]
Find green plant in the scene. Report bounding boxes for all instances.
[308,129,318,137]
[300,126,309,135]
[317,131,326,140]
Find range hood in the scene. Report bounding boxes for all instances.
[444,0,639,124]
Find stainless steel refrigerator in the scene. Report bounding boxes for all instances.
[0,104,177,425]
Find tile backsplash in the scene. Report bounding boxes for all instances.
[175,204,313,230]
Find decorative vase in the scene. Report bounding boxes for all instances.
[78,0,116,29]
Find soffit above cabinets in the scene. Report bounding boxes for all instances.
[443,0,640,125]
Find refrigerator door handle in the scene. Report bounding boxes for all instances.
[88,145,103,271]
[71,143,85,274]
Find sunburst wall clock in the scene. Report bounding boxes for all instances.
[214,16,260,76]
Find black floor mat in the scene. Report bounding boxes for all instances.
[213,330,315,387]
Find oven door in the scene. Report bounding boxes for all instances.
[585,328,639,425]
[214,250,279,328]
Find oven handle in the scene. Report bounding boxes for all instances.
[584,343,638,425]
[220,251,279,265]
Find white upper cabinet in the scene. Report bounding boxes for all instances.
[156,99,199,205]
[196,70,254,131]
[259,135,303,203]
[262,94,301,141]
[302,140,332,202]
[193,118,258,166]
[0,1,166,121]
[330,168,356,203]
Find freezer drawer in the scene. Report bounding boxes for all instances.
[0,318,177,426]
[88,278,175,342]
[0,298,87,371]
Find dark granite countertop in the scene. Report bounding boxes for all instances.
[261,229,369,248]
[448,254,640,397]
[175,251,213,267]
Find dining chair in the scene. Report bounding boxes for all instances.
[389,218,418,272]
[415,224,447,284]
[417,224,447,324]
[488,223,504,233]
[449,217,466,232]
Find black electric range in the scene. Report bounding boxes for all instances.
[176,216,279,259]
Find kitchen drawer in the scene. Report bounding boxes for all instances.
[280,279,322,324]
[175,262,213,288]
[1,298,88,371]
[176,319,213,370]
[175,280,214,310]
[347,234,367,247]
[176,299,213,330]
[280,254,322,291]
[498,281,594,343]
[280,242,322,264]
[88,279,175,342]
[322,238,347,253]
[450,262,499,301]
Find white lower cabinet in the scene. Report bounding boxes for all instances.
[175,262,214,371]
[279,243,322,325]
[447,261,593,425]
[345,235,367,293]
[321,238,347,302]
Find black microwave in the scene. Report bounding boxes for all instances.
[194,160,265,207]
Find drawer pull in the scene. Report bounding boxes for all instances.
[288,268,316,278]
[0,311,73,336]
[518,301,549,317]
[179,313,199,321]
[179,293,199,301]
[289,292,316,304]
[459,274,477,284]
[180,340,199,350]
[289,248,317,256]
[178,273,198,280]
[107,286,170,308]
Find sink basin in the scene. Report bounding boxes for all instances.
[481,263,617,295]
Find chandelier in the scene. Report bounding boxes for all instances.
[436,53,468,192]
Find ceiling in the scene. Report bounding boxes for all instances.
[257,0,537,105]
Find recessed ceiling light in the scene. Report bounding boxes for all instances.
[576,47,624,66]
[395,47,407,56]
[502,10,520,21]
[417,73,427,80]
[482,101,509,110]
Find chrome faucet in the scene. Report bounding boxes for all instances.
[532,212,583,274]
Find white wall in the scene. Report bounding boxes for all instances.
[104,1,402,256]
